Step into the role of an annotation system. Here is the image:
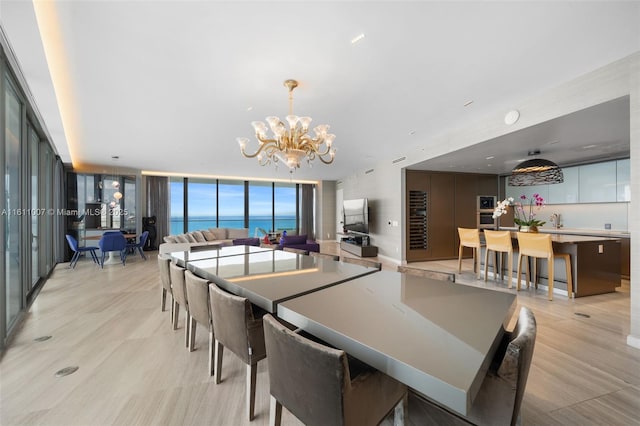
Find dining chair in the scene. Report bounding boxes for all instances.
[397,265,455,283]
[97,232,127,267]
[457,228,482,279]
[157,255,174,324]
[263,314,408,426]
[283,247,309,255]
[309,251,340,261]
[65,234,99,268]
[208,283,267,421]
[126,230,149,260]
[409,307,537,426]
[169,263,190,347]
[341,256,382,271]
[483,230,514,287]
[516,232,573,300]
[185,270,215,376]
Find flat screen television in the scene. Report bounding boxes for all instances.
[343,198,369,234]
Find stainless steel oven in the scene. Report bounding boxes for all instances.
[477,212,496,229]
[477,196,496,211]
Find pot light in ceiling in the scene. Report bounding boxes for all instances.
[509,150,564,186]
[463,100,474,107]
[504,110,520,125]
[351,33,365,44]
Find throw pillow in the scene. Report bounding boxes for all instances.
[175,234,189,243]
[209,228,227,239]
[191,230,206,242]
[163,236,177,243]
[202,230,216,241]
[185,233,197,243]
[227,228,249,238]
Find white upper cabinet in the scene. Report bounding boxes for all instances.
[616,158,630,201]
[547,166,579,204]
[578,162,617,203]
[505,182,549,204]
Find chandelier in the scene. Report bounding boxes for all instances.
[237,79,336,171]
[509,150,564,186]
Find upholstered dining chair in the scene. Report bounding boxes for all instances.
[309,251,340,261]
[209,283,267,421]
[263,314,408,426]
[483,230,514,287]
[97,232,127,267]
[457,227,482,279]
[126,230,149,260]
[65,234,99,268]
[169,262,190,347]
[158,255,173,323]
[516,232,573,301]
[409,307,537,426]
[341,256,382,271]
[185,270,215,376]
[397,265,456,283]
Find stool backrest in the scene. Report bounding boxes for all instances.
[458,227,480,248]
[516,232,553,258]
[484,230,513,252]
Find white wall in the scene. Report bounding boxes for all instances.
[338,52,639,348]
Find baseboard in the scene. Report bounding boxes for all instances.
[377,253,401,266]
[627,334,640,349]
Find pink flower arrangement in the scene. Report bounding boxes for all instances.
[493,194,546,227]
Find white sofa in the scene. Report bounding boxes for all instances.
[159,227,249,254]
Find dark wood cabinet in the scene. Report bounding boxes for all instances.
[406,170,498,262]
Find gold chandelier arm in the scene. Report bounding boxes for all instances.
[241,139,278,159]
[317,153,335,164]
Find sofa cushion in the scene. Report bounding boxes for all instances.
[202,230,217,241]
[232,237,260,247]
[185,233,198,243]
[191,230,206,242]
[175,234,189,243]
[282,234,307,246]
[227,228,249,238]
[164,235,177,243]
[209,228,228,239]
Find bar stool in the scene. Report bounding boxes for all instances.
[457,228,481,279]
[483,230,513,288]
[516,232,573,301]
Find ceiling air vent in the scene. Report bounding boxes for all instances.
[392,156,406,164]
[365,169,374,174]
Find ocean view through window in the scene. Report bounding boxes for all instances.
[169,177,299,236]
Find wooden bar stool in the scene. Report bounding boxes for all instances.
[516,232,573,301]
[483,230,513,288]
[457,228,481,279]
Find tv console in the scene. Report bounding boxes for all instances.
[340,237,378,258]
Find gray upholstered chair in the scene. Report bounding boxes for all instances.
[263,314,408,426]
[309,251,340,261]
[397,265,456,283]
[184,270,215,376]
[169,262,190,348]
[208,283,267,421]
[158,256,173,322]
[341,256,382,271]
[283,246,309,255]
[410,307,537,426]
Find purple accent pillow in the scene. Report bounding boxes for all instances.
[283,234,307,245]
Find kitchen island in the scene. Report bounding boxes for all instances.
[492,229,622,297]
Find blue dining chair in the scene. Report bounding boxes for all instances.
[125,230,149,260]
[65,234,99,269]
[98,232,127,268]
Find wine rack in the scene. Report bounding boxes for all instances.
[409,190,427,250]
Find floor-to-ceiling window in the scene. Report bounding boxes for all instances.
[168,177,303,234]
[4,77,22,330]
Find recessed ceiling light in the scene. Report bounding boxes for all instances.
[351,33,365,44]
[485,156,494,160]
[409,130,416,135]
[111,155,119,160]
[463,100,474,107]
[247,106,253,111]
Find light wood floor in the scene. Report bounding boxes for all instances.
[1,244,638,425]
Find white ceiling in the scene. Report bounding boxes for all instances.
[1,1,638,181]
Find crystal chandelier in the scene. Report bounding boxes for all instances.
[237,79,336,171]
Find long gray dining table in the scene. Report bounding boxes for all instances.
[180,247,517,417]
[184,249,379,313]
[169,244,273,267]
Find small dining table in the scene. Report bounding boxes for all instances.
[84,232,137,265]
[186,249,379,313]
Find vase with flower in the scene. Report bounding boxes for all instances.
[493,194,546,232]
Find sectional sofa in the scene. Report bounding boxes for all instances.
[159,227,254,254]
